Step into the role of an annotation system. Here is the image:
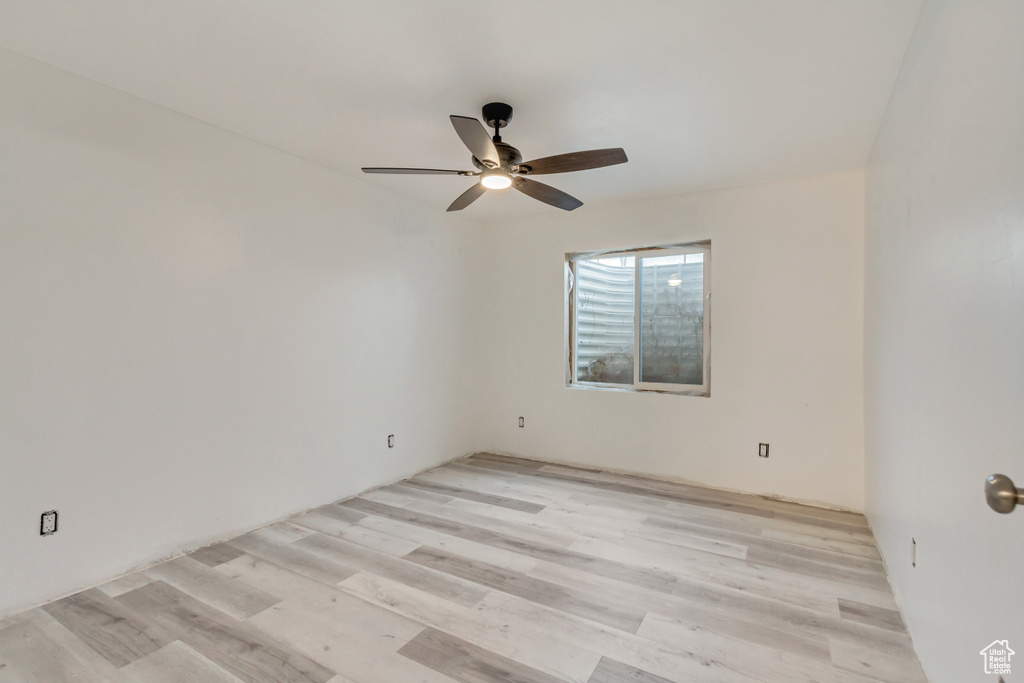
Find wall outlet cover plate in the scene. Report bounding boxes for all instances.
[40,510,58,536]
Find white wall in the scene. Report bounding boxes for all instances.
[474,170,866,511]
[0,49,484,616]
[864,2,1024,680]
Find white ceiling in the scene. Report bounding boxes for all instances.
[0,0,922,220]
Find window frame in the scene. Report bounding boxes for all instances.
[566,241,711,397]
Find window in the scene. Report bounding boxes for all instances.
[566,242,710,396]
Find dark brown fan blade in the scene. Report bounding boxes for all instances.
[450,116,501,168]
[513,177,583,211]
[447,182,487,212]
[518,148,627,175]
[362,167,477,175]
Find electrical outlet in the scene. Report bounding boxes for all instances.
[387,434,394,449]
[912,538,916,567]
[758,443,769,458]
[40,510,58,536]
[518,416,525,428]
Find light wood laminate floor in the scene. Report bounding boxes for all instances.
[0,454,927,682]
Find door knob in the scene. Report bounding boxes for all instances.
[985,474,1024,514]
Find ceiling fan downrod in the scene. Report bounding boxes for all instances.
[482,102,513,143]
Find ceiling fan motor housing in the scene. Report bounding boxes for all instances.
[471,141,522,172]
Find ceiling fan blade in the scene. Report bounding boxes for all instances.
[513,178,583,211]
[447,182,487,212]
[362,167,477,175]
[450,115,501,168]
[519,148,628,175]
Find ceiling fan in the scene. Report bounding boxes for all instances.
[362,102,627,212]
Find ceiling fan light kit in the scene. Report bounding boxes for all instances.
[362,102,627,212]
[480,171,512,190]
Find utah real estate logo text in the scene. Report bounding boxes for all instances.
[980,640,1014,676]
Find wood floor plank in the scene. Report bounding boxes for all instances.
[734,511,878,546]
[294,532,490,608]
[403,479,547,514]
[120,641,246,683]
[405,545,647,633]
[222,564,454,683]
[116,580,337,683]
[355,514,540,573]
[555,464,869,530]
[318,503,369,524]
[829,638,927,683]
[365,485,454,507]
[470,453,548,470]
[0,611,127,682]
[145,555,282,620]
[227,529,359,586]
[476,455,873,535]
[398,627,569,683]
[471,590,760,683]
[370,488,580,549]
[40,587,172,668]
[563,533,838,615]
[760,528,882,559]
[218,554,425,647]
[445,495,632,543]
[592,522,895,613]
[420,465,559,506]
[342,497,678,594]
[746,536,885,574]
[587,656,675,683]
[291,509,357,537]
[637,611,834,682]
[529,560,833,664]
[292,510,422,557]
[639,504,770,537]
[502,461,776,519]
[248,612,452,683]
[339,572,602,683]
[259,521,318,543]
[837,598,905,632]
[744,544,890,592]
[640,509,768,547]
[190,542,248,568]
[95,570,155,598]
[567,490,674,519]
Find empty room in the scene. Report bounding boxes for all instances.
[1,1,1021,682]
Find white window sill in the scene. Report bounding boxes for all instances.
[566,382,709,398]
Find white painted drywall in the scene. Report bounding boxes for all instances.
[472,170,866,511]
[0,1,923,219]
[0,49,484,615]
[864,1,1024,680]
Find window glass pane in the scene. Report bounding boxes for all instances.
[639,253,703,385]
[575,256,634,384]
